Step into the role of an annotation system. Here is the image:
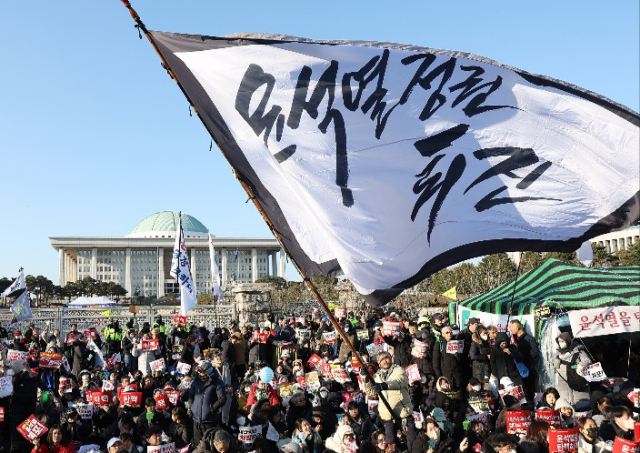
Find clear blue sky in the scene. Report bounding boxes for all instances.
[0,0,638,283]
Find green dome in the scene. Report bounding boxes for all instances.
[126,211,209,238]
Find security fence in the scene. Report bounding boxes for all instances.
[0,304,237,336]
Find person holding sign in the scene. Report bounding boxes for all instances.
[433,327,466,390]
[577,417,609,453]
[362,352,416,452]
[554,332,592,405]
[132,333,161,377]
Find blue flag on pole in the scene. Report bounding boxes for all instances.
[10,289,33,323]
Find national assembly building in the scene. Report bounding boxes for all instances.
[50,211,285,298]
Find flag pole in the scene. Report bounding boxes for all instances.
[116,0,400,424]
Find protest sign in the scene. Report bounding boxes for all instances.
[83,329,97,340]
[381,321,403,337]
[635,422,640,442]
[238,425,261,444]
[78,446,101,453]
[148,443,176,453]
[367,400,379,416]
[278,384,292,398]
[628,389,639,408]
[612,437,639,453]
[356,329,369,340]
[506,410,531,435]
[548,428,580,453]
[536,409,561,428]
[75,404,94,420]
[120,392,142,408]
[7,350,29,363]
[500,386,527,404]
[252,332,268,344]
[150,358,166,372]
[91,391,113,407]
[176,362,191,375]
[321,363,332,377]
[0,377,13,398]
[39,352,63,369]
[581,362,607,382]
[102,380,115,392]
[306,372,321,392]
[296,329,311,341]
[0,407,4,422]
[155,393,170,411]
[445,340,464,354]
[373,336,386,346]
[307,354,322,370]
[405,364,421,384]
[335,308,347,318]
[411,338,429,359]
[569,307,640,338]
[173,315,188,325]
[412,411,424,429]
[468,396,491,414]
[142,339,159,351]
[65,334,79,345]
[17,415,49,441]
[166,390,180,406]
[323,331,338,344]
[332,369,350,384]
[351,358,361,373]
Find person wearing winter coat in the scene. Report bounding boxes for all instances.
[189,361,228,445]
[433,326,466,389]
[212,352,237,427]
[577,417,610,453]
[285,393,313,433]
[362,352,416,452]
[553,332,592,405]
[413,417,462,453]
[292,418,324,453]
[598,406,636,442]
[325,424,358,453]
[468,327,491,384]
[383,328,412,368]
[231,332,248,377]
[412,328,436,380]
[346,401,374,443]
[131,333,160,377]
[490,332,524,388]
[555,398,576,428]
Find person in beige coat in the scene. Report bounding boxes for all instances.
[362,352,416,452]
[230,332,247,377]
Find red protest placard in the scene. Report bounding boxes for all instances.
[613,437,640,453]
[150,358,166,372]
[91,391,113,407]
[142,339,159,351]
[500,385,527,404]
[549,428,579,453]
[307,354,322,370]
[155,394,170,411]
[0,407,4,422]
[83,329,97,340]
[7,350,29,362]
[351,358,361,373]
[117,383,139,400]
[322,331,337,344]
[321,363,332,376]
[173,315,187,325]
[39,352,63,369]
[381,321,403,337]
[166,390,180,406]
[65,334,79,345]
[536,409,561,428]
[373,336,386,345]
[506,410,531,435]
[120,392,142,408]
[17,415,49,441]
[635,423,640,443]
[252,332,268,344]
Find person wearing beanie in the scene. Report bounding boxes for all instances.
[490,332,524,389]
[554,332,592,405]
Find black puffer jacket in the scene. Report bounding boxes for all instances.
[411,330,436,377]
[469,335,492,383]
[432,340,465,389]
[384,331,412,367]
[490,333,524,386]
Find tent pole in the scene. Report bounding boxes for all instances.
[116,0,400,424]
[505,254,523,326]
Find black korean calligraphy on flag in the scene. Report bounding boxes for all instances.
[148,32,640,306]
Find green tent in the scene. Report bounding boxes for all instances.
[456,259,640,317]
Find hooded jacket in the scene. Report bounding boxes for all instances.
[490,333,524,386]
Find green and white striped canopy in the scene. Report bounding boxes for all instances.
[458,259,640,316]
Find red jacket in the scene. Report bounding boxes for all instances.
[246,382,280,407]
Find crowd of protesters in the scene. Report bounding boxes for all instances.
[0,310,637,453]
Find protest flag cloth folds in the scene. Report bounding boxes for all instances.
[170,212,198,315]
[2,270,26,297]
[136,30,638,307]
[10,289,33,323]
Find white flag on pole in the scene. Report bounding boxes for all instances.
[209,234,223,300]
[170,213,198,315]
[2,270,26,297]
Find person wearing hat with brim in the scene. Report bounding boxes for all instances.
[107,436,123,453]
[361,352,416,451]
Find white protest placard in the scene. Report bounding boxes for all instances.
[323,331,338,344]
[78,445,101,453]
[296,329,311,341]
[445,340,464,354]
[306,371,321,392]
[238,425,261,444]
[147,443,175,453]
[75,404,94,420]
[356,329,369,340]
[7,350,29,363]
[0,376,13,398]
[581,362,607,382]
[102,380,115,392]
[411,339,428,359]
[176,362,191,375]
[405,364,421,384]
[150,358,166,372]
[381,321,403,337]
[569,306,640,338]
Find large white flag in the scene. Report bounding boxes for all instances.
[2,270,26,297]
[170,213,198,315]
[209,234,223,300]
[149,32,639,306]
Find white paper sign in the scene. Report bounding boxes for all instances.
[569,306,640,338]
[147,443,175,453]
[238,425,261,444]
[581,362,607,382]
[150,358,166,372]
[75,404,94,420]
[176,362,191,375]
[445,340,464,354]
[0,376,14,398]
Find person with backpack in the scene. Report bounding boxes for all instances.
[553,332,592,405]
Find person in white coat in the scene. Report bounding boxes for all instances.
[578,417,610,453]
[554,332,592,405]
[132,333,160,377]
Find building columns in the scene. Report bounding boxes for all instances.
[125,248,132,295]
[221,249,227,286]
[251,248,258,282]
[271,251,278,277]
[58,248,66,286]
[279,249,286,280]
[90,248,97,279]
[191,248,197,292]
[158,247,165,297]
